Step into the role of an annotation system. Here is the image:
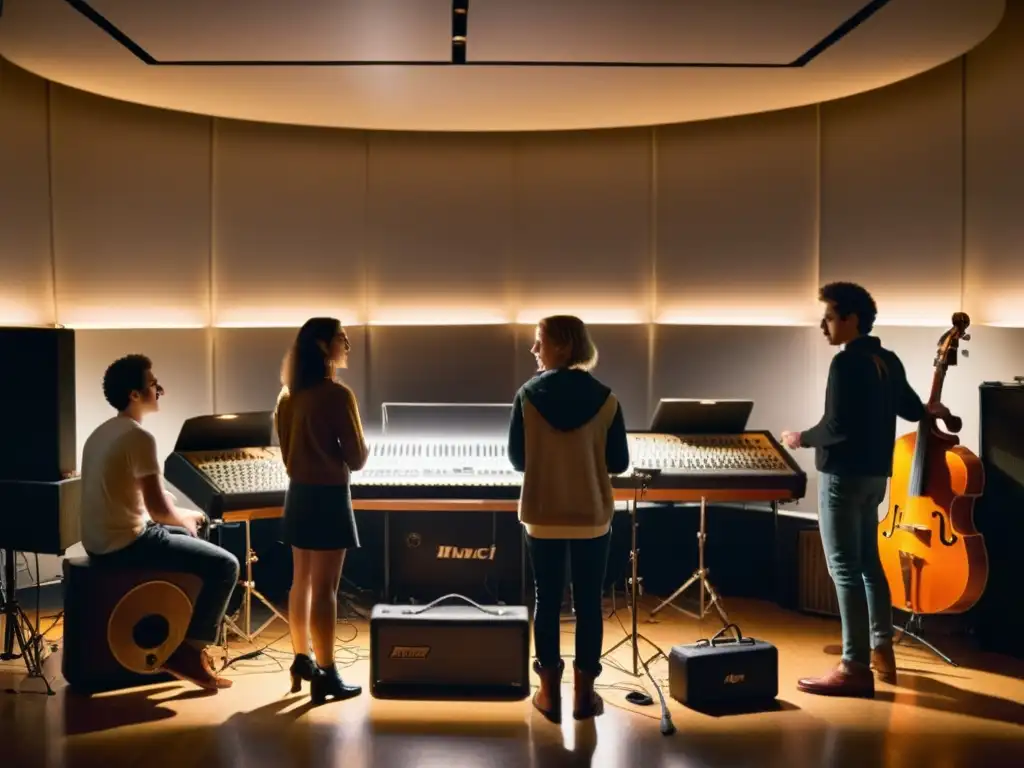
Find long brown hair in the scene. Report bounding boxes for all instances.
[280,317,342,393]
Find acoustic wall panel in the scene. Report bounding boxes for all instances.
[73,329,212,465]
[213,325,368,419]
[49,86,212,327]
[212,120,367,326]
[820,61,964,325]
[964,0,1024,326]
[655,107,818,325]
[365,133,514,325]
[366,325,517,433]
[0,58,53,325]
[511,129,651,324]
[513,323,651,431]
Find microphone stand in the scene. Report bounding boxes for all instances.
[600,469,675,735]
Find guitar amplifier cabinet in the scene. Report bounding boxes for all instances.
[668,626,778,709]
[369,598,530,700]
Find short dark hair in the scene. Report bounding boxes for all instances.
[103,354,152,411]
[819,282,878,334]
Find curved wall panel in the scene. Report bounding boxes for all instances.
[3,3,1024,590]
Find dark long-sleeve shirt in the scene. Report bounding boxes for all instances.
[801,335,925,477]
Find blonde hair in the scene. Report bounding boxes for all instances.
[539,315,599,371]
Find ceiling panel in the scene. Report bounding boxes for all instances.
[87,0,453,62]
[470,0,869,64]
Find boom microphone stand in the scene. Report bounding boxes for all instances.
[600,469,675,735]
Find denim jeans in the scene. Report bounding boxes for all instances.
[817,472,892,666]
[90,522,240,645]
[525,531,611,676]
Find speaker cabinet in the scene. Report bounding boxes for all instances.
[61,557,202,694]
[975,381,1024,657]
[0,327,76,482]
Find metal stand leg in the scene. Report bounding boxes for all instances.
[600,482,664,676]
[894,612,958,667]
[0,549,54,695]
[649,497,731,632]
[221,519,289,644]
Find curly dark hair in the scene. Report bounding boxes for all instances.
[819,282,878,334]
[281,317,343,393]
[103,354,153,411]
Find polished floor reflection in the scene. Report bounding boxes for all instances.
[3,597,1023,768]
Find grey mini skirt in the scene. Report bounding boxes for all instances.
[282,481,360,551]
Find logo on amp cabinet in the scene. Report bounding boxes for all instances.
[436,545,496,560]
[724,673,746,684]
[390,646,430,659]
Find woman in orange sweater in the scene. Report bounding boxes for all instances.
[274,317,369,704]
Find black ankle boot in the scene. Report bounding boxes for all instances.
[289,653,317,694]
[310,664,362,705]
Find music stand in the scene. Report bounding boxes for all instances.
[646,399,750,631]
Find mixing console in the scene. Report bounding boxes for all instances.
[164,430,805,517]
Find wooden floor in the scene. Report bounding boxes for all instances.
[3,596,1023,768]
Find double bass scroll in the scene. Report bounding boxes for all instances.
[877,312,989,615]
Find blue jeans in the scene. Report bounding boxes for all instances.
[90,523,240,645]
[526,532,611,676]
[817,472,893,666]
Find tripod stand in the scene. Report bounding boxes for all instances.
[0,548,54,695]
[895,612,957,666]
[600,471,675,735]
[649,496,731,633]
[602,472,664,675]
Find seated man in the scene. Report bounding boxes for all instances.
[80,353,240,690]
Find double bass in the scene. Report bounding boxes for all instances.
[878,312,988,615]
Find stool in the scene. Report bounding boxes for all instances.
[61,556,202,694]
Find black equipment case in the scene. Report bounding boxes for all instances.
[370,595,530,700]
[668,624,778,709]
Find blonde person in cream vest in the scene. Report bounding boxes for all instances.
[508,315,630,723]
[274,317,368,705]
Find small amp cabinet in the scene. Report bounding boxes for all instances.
[668,625,778,709]
[370,596,530,700]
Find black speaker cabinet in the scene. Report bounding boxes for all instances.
[975,381,1024,657]
[387,510,525,605]
[370,601,530,700]
[61,557,202,694]
[0,327,76,482]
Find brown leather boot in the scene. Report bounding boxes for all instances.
[572,665,605,720]
[532,660,563,724]
[797,660,874,698]
[871,643,897,684]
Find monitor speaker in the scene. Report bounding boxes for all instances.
[0,327,76,482]
[975,381,1024,657]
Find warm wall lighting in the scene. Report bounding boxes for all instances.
[515,308,650,325]
[62,320,207,330]
[366,308,510,326]
[656,312,814,327]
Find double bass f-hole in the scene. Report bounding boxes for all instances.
[882,505,901,538]
[932,510,958,546]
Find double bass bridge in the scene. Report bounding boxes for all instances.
[883,504,958,547]
[898,550,925,611]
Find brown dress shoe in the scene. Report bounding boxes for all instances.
[797,661,874,698]
[162,644,233,691]
[871,643,897,684]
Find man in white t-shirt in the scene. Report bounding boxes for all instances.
[80,354,239,691]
